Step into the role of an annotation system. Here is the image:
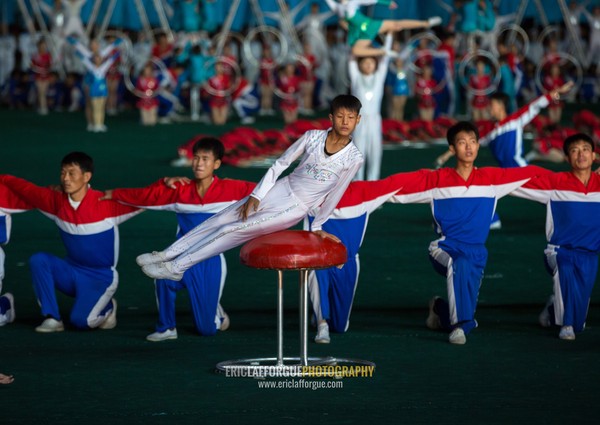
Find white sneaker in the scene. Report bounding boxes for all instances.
[241,116,255,125]
[559,326,575,340]
[146,328,178,342]
[170,157,192,167]
[385,49,399,59]
[426,296,442,330]
[449,327,466,345]
[98,299,117,330]
[86,123,94,132]
[98,124,108,132]
[315,322,330,344]
[0,293,15,326]
[141,262,184,281]
[217,304,230,331]
[35,317,65,333]
[489,220,502,230]
[428,16,442,27]
[136,251,167,266]
[539,295,554,328]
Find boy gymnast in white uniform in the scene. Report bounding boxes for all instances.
[138,94,365,281]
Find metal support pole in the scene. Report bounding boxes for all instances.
[532,0,549,27]
[512,0,530,28]
[299,270,309,366]
[29,0,65,79]
[95,0,117,40]
[16,0,36,35]
[249,0,272,44]
[557,0,588,68]
[133,0,155,42]
[152,0,173,39]
[215,0,241,56]
[276,270,284,366]
[85,0,103,38]
[505,0,530,48]
[276,0,302,54]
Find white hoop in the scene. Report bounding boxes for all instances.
[211,31,245,57]
[492,24,530,57]
[534,52,583,94]
[103,30,133,65]
[536,25,561,47]
[407,32,441,74]
[123,57,168,99]
[458,50,501,96]
[242,25,289,68]
[151,27,175,44]
[202,55,242,97]
[272,54,312,101]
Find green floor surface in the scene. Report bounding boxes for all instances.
[0,109,598,424]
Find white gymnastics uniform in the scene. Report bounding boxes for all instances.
[0,35,16,87]
[62,0,87,41]
[584,10,600,65]
[164,129,364,274]
[349,34,391,181]
[296,8,335,97]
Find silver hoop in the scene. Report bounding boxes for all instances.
[536,25,560,47]
[407,32,441,74]
[272,54,312,101]
[534,52,583,94]
[458,49,501,96]
[123,57,168,99]
[202,55,242,97]
[243,25,289,68]
[102,30,133,66]
[492,24,530,57]
[151,27,176,44]
[211,31,245,57]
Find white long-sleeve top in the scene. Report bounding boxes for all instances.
[584,10,600,42]
[73,40,115,61]
[296,10,335,34]
[81,55,115,79]
[324,0,380,19]
[251,129,363,231]
[349,34,392,115]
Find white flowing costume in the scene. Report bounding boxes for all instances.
[164,129,364,273]
[0,35,16,87]
[296,7,335,102]
[349,34,391,181]
[62,0,87,41]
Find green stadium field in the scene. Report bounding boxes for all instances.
[0,108,598,425]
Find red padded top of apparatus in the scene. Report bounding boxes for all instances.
[240,230,347,270]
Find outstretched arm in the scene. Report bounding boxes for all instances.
[0,175,60,214]
[0,183,34,213]
[480,83,573,146]
[250,132,309,201]
[103,178,187,211]
[0,373,14,385]
[311,160,364,231]
[509,173,554,204]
